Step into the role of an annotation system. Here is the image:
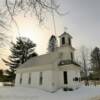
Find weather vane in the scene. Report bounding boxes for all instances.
[64,27,68,32]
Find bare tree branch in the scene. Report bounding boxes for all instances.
[5,0,19,33]
[0,0,68,47]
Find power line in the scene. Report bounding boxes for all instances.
[51,0,57,36]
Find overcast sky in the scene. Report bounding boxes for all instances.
[0,0,100,69]
[56,0,100,49]
[4,0,100,51]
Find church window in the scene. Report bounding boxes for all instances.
[39,72,43,85]
[20,73,22,84]
[28,73,31,84]
[71,52,73,61]
[62,37,65,45]
[68,38,71,45]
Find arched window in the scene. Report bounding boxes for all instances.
[28,73,31,84]
[62,37,65,45]
[71,52,73,61]
[39,72,43,85]
[68,38,71,45]
[20,73,22,84]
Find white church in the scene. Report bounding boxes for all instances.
[15,32,81,92]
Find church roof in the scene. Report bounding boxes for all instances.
[58,60,80,67]
[59,32,72,38]
[19,52,57,68]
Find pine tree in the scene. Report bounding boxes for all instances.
[4,68,16,83]
[2,37,37,82]
[2,37,38,69]
[48,35,57,52]
[91,47,100,78]
[91,47,100,70]
[0,70,3,82]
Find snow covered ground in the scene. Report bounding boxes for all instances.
[0,86,100,100]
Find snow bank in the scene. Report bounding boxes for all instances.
[0,82,3,87]
[0,86,100,100]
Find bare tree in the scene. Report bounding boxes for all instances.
[0,0,67,47]
[1,0,66,28]
[81,47,88,77]
[0,32,10,47]
[76,46,90,78]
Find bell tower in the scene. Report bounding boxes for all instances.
[59,31,72,47]
[58,31,75,61]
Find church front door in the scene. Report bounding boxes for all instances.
[63,71,68,84]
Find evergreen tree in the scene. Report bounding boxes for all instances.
[2,37,37,82]
[91,47,100,70]
[91,47,100,78]
[0,70,3,76]
[4,68,16,83]
[2,37,38,69]
[48,35,57,52]
[0,70,3,82]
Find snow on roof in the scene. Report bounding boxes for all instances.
[19,52,57,68]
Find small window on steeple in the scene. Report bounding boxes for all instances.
[62,37,65,45]
[68,38,71,46]
[71,52,73,61]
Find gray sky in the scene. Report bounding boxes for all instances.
[0,0,100,69]
[1,0,100,51]
[56,0,100,49]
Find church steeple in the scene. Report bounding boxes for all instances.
[58,31,75,62]
[59,31,72,47]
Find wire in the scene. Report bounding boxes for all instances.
[51,0,57,36]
